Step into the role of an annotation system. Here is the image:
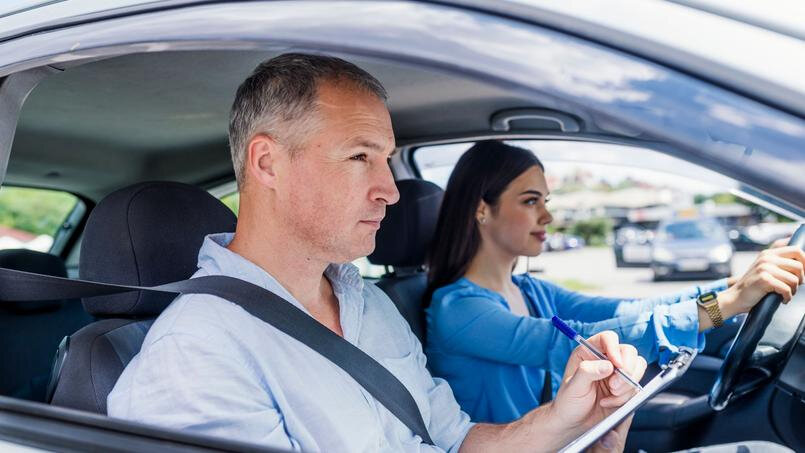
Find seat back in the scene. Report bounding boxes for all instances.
[0,249,93,401]
[368,179,443,344]
[48,181,237,413]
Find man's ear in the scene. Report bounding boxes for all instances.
[245,133,280,189]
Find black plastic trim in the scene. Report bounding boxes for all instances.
[0,395,284,452]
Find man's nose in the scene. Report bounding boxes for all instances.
[373,160,400,205]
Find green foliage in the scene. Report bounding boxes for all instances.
[711,192,738,204]
[0,187,78,236]
[221,192,240,216]
[568,217,612,246]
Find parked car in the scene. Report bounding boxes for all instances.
[0,1,803,452]
[613,224,654,267]
[544,232,585,251]
[729,222,800,251]
[728,226,769,251]
[651,219,734,281]
[544,232,566,251]
[562,234,585,250]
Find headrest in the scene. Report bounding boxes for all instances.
[79,181,237,317]
[0,249,67,312]
[369,179,443,268]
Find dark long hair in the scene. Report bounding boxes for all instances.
[424,140,544,304]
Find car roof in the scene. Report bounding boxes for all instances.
[506,0,805,116]
[0,0,803,216]
[3,0,804,117]
[10,50,560,199]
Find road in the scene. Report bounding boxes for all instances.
[528,247,758,298]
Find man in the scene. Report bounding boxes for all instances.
[106,54,800,452]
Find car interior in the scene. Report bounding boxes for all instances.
[1,46,804,453]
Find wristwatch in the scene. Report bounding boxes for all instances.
[697,290,724,328]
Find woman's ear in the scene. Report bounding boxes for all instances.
[476,201,489,225]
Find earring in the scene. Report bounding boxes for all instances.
[479,217,486,224]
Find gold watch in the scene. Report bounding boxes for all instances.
[697,291,724,328]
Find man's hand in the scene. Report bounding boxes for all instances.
[717,245,804,320]
[547,331,647,451]
[459,331,647,453]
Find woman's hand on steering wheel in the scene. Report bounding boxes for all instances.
[718,245,805,319]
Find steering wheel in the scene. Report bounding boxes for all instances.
[709,223,805,410]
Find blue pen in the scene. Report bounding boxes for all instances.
[551,316,643,391]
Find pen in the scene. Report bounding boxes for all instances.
[551,316,643,391]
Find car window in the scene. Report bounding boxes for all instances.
[413,139,797,298]
[659,220,726,241]
[0,186,81,252]
[216,191,387,279]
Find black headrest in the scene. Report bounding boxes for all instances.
[79,181,237,317]
[369,179,443,268]
[0,249,67,312]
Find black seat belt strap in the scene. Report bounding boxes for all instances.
[0,267,434,445]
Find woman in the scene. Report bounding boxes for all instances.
[425,140,803,424]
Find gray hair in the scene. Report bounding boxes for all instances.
[228,53,388,188]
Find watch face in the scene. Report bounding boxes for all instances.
[699,291,717,304]
[698,291,724,327]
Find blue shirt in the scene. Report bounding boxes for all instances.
[107,233,473,452]
[426,274,728,424]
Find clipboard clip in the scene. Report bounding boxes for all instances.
[661,346,698,376]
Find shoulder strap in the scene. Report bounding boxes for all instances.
[0,267,434,445]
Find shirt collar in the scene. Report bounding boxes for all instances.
[196,232,364,310]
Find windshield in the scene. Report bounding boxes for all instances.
[660,220,725,240]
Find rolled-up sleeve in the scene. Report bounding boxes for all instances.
[553,278,729,322]
[429,287,706,370]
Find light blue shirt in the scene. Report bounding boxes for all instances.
[427,274,729,424]
[108,233,473,452]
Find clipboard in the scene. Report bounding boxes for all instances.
[559,346,698,453]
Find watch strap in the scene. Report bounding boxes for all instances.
[698,290,724,328]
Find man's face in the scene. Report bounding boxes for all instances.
[273,80,399,263]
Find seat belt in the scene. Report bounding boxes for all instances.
[0,267,434,445]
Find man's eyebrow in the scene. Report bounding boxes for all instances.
[353,138,397,156]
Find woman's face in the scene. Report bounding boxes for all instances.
[479,165,553,258]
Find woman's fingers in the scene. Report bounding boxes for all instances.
[764,272,795,303]
[764,254,804,285]
[767,246,805,275]
[730,247,805,312]
[763,264,801,301]
[768,237,791,250]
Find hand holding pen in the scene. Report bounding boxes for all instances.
[547,320,649,451]
[552,316,643,391]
